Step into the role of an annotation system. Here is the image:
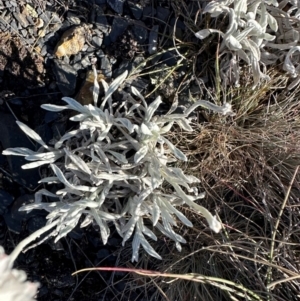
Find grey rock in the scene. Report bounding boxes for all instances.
[53,60,77,96]
[20,28,27,37]
[101,56,112,77]
[10,19,18,31]
[26,38,35,44]
[39,10,51,24]
[109,17,128,42]
[156,6,170,22]
[66,12,81,25]
[43,31,55,42]
[96,49,105,58]
[131,77,149,93]
[26,14,35,25]
[92,35,103,48]
[81,54,91,68]
[148,25,159,54]
[132,20,148,43]
[41,44,48,56]
[95,7,109,34]
[107,0,125,14]
[51,12,62,24]
[128,1,143,19]
[13,12,29,27]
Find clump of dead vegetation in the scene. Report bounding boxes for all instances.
[114,69,300,301]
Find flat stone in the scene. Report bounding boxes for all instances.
[13,12,29,27]
[92,35,103,48]
[53,60,77,96]
[109,17,128,43]
[20,28,27,37]
[156,6,170,22]
[81,54,91,68]
[161,50,178,66]
[132,21,148,43]
[95,7,109,34]
[128,1,143,19]
[107,0,125,14]
[143,6,156,19]
[10,19,18,31]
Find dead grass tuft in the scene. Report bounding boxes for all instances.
[115,69,300,301]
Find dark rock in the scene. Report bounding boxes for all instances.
[92,35,103,48]
[51,121,66,141]
[156,6,170,22]
[7,98,22,105]
[132,21,148,43]
[96,248,110,259]
[95,7,109,34]
[113,59,132,77]
[0,113,40,189]
[101,56,112,77]
[68,226,83,239]
[109,17,128,43]
[53,60,77,96]
[3,209,22,234]
[143,6,156,19]
[0,190,14,215]
[148,25,159,54]
[10,194,41,221]
[27,216,46,234]
[107,0,125,14]
[128,1,143,19]
[131,77,149,93]
[44,111,60,124]
[35,123,52,145]
[95,0,106,4]
[161,50,178,66]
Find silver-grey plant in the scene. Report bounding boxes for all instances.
[3,67,233,261]
[0,246,39,301]
[195,0,300,89]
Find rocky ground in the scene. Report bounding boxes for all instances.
[0,0,204,300]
